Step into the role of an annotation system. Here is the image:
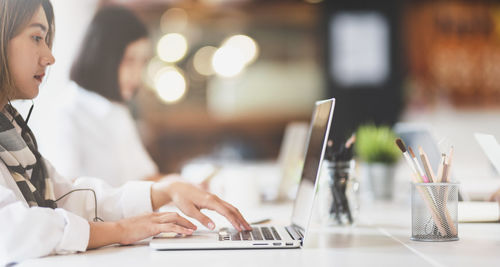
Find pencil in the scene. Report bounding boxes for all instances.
[442,146,454,183]
[441,147,457,236]
[419,146,436,183]
[436,153,446,183]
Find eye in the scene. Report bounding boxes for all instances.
[32,35,43,43]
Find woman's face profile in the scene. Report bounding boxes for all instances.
[118,38,151,101]
[7,6,55,100]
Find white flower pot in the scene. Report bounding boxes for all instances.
[364,163,396,200]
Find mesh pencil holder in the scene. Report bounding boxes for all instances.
[411,182,459,242]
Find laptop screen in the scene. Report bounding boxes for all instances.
[291,98,335,231]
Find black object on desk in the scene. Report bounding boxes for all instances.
[324,135,356,225]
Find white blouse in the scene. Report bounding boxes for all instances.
[38,82,158,187]
[0,157,154,265]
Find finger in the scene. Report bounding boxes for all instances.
[220,201,251,231]
[182,205,217,230]
[158,212,197,230]
[203,196,243,231]
[159,223,195,235]
[221,201,252,230]
[489,190,500,202]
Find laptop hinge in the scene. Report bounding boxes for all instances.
[285,225,304,241]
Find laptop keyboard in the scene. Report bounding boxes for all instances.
[218,227,281,241]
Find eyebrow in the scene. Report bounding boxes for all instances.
[28,23,47,33]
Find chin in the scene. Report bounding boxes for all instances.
[20,88,39,100]
[27,90,39,99]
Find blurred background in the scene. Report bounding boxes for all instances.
[23,0,500,191]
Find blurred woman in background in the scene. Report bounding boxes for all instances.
[43,6,161,186]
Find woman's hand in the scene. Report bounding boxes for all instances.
[151,179,252,232]
[88,212,196,249]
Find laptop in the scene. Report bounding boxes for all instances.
[150,98,336,250]
[474,133,500,176]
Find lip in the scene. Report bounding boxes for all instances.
[34,72,45,83]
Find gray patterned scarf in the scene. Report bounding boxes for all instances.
[0,104,56,208]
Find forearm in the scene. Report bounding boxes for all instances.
[88,222,122,249]
[66,178,154,221]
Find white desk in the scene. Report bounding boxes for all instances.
[18,201,500,267]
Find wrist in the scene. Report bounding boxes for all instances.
[151,174,186,210]
[151,180,181,210]
[114,221,124,244]
[88,221,122,249]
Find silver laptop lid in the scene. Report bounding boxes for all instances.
[290,98,335,233]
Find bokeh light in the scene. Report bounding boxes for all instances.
[154,67,187,103]
[212,45,246,77]
[160,8,188,33]
[157,33,188,63]
[193,46,217,76]
[212,34,259,77]
[223,35,259,64]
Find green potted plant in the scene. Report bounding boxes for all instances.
[355,125,400,200]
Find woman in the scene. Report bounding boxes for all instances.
[0,0,251,264]
[40,6,161,186]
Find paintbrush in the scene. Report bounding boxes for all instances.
[396,138,422,182]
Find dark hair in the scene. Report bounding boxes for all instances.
[70,6,148,102]
[0,0,54,105]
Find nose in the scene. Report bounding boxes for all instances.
[40,45,55,66]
